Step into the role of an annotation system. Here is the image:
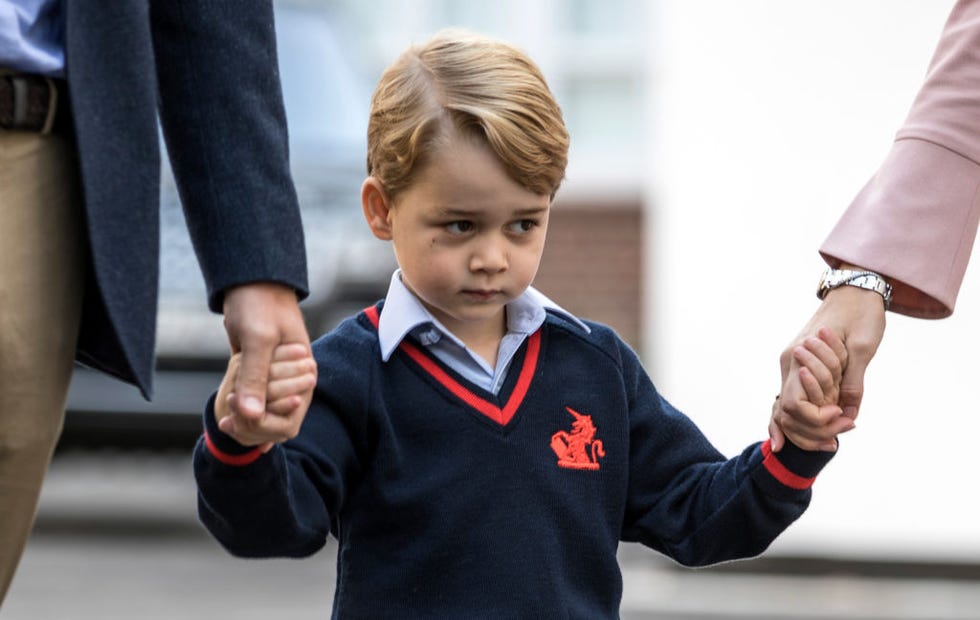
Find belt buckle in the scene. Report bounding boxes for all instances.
[1,73,58,133]
[9,75,30,127]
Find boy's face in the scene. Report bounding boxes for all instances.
[364,132,550,344]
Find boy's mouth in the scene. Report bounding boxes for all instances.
[461,289,501,302]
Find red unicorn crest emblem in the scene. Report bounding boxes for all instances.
[550,406,605,470]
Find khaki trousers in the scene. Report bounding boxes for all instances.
[0,130,83,604]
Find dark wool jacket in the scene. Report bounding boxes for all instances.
[195,305,834,619]
[65,1,308,396]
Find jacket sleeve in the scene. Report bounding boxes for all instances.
[821,0,980,318]
[149,0,308,311]
[193,385,364,558]
[619,342,834,567]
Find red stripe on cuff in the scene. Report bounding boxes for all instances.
[204,432,263,466]
[760,440,816,490]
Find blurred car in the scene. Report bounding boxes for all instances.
[64,4,394,443]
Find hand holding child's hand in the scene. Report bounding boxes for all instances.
[769,326,854,452]
[214,343,317,451]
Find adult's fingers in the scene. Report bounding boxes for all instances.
[839,357,868,420]
[233,328,277,420]
[818,282,887,418]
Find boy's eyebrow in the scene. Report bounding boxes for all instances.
[512,205,550,217]
[437,205,549,218]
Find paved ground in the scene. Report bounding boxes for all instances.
[5,450,980,619]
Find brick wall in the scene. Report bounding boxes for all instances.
[534,201,643,350]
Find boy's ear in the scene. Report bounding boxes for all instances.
[361,177,394,241]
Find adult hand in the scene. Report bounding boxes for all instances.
[770,281,886,451]
[220,282,314,449]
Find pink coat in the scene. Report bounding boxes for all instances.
[821,0,980,318]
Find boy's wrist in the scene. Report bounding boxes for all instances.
[203,392,262,459]
[781,427,840,453]
[756,437,836,494]
[782,434,838,454]
[766,436,835,475]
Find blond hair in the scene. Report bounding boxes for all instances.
[366,29,569,199]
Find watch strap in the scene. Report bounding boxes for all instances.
[817,268,893,310]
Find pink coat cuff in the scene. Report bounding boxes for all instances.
[820,138,980,318]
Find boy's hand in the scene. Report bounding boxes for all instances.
[214,343,317,451]
[769,326,854,452]
[771,284,886,452]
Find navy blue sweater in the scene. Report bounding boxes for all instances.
[195,305,834,618]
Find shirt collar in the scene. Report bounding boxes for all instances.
[376,270,589,361]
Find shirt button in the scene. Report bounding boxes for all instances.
[418,329,440,345]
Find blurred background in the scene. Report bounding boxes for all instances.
[7,0,980,618]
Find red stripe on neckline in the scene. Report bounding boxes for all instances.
[502,330,539,423]
[400,342,505,422]
[760,440,816,490]
[362,305,540,426]
[364,305,380,328]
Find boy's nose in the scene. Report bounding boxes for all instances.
[469,239,507,273]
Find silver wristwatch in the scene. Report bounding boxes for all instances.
[816,268,893,310]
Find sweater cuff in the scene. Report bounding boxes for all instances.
[202,392,264,466]
[758,439,834,491]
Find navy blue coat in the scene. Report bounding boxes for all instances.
[64,1,308,397]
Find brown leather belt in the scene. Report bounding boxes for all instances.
[0,72,65,133]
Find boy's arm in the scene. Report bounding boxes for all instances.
[619,342,834,568]
[195,401,329,558]
[194,353,363,558]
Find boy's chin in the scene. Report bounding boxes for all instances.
[438,304,507,327]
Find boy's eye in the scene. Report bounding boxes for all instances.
[446,221,474,234]
[508,219,538,233]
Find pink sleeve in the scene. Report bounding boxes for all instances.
[820,0,980,319]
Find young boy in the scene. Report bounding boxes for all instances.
[194,30,849,618]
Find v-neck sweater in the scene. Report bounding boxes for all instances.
[195,303,834,619]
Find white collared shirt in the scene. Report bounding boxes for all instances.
[377,270,589,395]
